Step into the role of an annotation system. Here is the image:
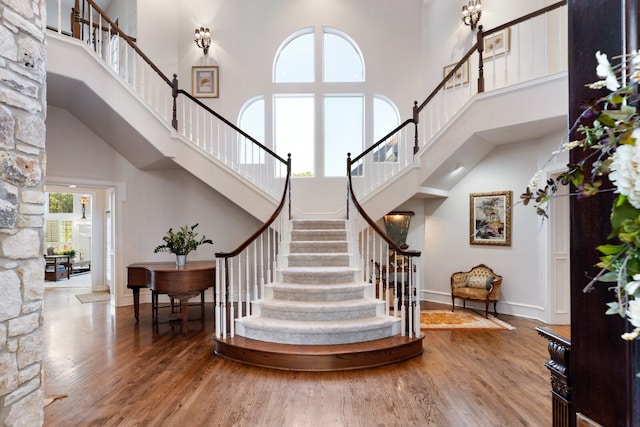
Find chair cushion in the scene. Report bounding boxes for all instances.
[453,287,489,300]
[465,275,494,290]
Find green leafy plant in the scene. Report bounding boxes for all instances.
[153,224,213,255]
[61,249,76,259]
[522,50,640,342]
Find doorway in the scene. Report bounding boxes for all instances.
[44,184,113,294]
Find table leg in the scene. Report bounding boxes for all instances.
[180,298,189,335]
[132,288,140,321]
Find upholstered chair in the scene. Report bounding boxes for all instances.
[450,264,502,318]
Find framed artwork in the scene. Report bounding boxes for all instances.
[443,61,469,89]
[484,28,511,57]
[192,66,219,98]
[469,190,512,246]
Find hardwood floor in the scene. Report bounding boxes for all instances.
[43,289,554,426]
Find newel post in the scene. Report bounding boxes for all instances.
[476,25,485,93]
[171,74,178,130]
[71,0,81,39]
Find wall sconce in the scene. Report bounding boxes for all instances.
[80,196,88,219]
[461,0,482,30]
[194,27,211,55]
[383,211,414,249]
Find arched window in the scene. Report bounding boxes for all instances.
[239,27,398,177]
[238,97,265,164]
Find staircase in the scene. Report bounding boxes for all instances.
[213,219,424,371]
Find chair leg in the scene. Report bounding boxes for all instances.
[484,300,489,318]
[451,295,455,312]
[493,301,498,317]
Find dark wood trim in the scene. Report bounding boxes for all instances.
[214,335,424,371]
[568,1,639,425]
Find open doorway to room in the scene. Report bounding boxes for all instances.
[44,184,113,295]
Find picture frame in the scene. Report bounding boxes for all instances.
[484,28,511,57]
[192,66,219,98]
[469,190,512,246]
[443,61,469,89]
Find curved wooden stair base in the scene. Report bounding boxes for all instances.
[213,335,424,371]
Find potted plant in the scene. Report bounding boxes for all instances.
[153,223,213,267]
[61,249,76,259]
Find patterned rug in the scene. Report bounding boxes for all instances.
[420,309,515,330]
[75,291,110,304]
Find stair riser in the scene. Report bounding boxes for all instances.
[292,220,346,230]
[281,271,354,284]
[288,255,350,267]
[257,305,380,321]
[237,325,399,346]
[272,289,364,302]
[289,242,349,253]
[291,230,347,241]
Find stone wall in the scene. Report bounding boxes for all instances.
[0,0,47,426]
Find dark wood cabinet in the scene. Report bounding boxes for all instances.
[44,255,71,281]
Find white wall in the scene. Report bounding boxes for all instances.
[45,106,261,305]
[422,130,567,320]
[420,0,547,92]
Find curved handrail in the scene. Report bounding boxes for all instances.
[75,0,173,86]
[347,153,421,259]
[215,154,291,259]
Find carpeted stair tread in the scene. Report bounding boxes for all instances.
[289,241,349,253]
[257,298,381,311]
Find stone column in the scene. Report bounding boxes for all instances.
[0,1,47,426]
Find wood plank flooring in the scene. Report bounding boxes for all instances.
[43,288,554,426]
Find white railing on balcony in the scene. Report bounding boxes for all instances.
[417,3,567,145]
[46,0,287,201]
[353,1,568,200]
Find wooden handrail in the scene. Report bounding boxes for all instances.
[73,0,172,86]
[176,89,287,164]
[483,0,566,37]
[352,0,567,192]
[215,154,291,259]
[350,118,415,166]
[346,153,421,259]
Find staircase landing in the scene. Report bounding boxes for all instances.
[213,335,424,371]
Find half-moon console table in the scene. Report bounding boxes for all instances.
[126,261,215,334]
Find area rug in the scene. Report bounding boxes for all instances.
[420,309,515,331]
[75,291,110,304]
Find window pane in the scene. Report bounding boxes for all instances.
[324,96,363,176]
[238,98,265,164]
[274,96,314,176]
[49,193,74,213]
[323,32,363,82]
[275,33,314,82]
[373,97,400,163]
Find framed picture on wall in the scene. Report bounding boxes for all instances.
[192,66,219,98]
[443,61,469,89]
[484,28,511,57]
[469,190,512,246]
